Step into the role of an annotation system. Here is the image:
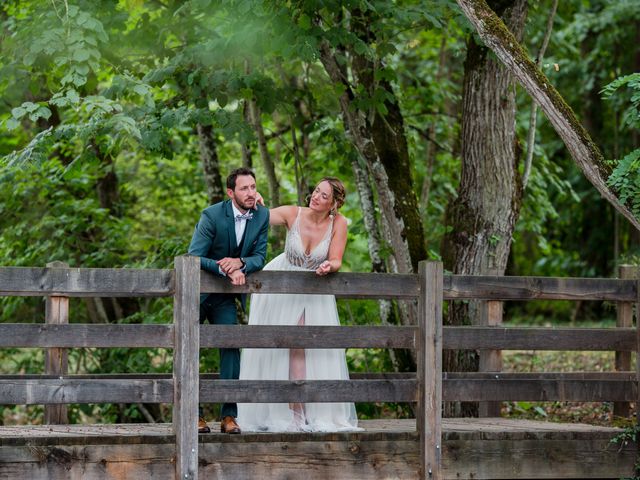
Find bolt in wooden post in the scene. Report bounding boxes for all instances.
[44,261,69,425]
[417,261,443,479]
[173,255,201,480]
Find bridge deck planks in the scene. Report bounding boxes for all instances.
[0,419,634,479]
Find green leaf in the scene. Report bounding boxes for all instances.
[73,49,91,62]
[67,5,79,18]
[299,14,311,30]
[11,107,27,119]
[133,84,149,96]
[4,118,20,130]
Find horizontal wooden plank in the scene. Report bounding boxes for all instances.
[0,267,174,297]
[200,325,416,348]
[0,324,174,348]
[1,323,633,351]
[200,379,417,403]
[444,372,636,381]
[201,270,420,299]
[445,275,637,301]
[443,326,636,351]
[0,372,418,381]
[444,378,637,402]
[0,379,173,404]
[1,265,635,303]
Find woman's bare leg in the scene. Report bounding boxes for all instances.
[289,309,306,426]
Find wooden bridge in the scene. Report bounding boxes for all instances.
[0,258,638,479]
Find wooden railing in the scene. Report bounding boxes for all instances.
[0,258,638,480]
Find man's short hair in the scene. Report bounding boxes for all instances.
[227,167,256,190]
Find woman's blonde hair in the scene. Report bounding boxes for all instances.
[318,176,346,215]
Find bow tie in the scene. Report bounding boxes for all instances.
[235,212,253,222]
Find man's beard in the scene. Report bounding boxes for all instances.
[236,198,255,211]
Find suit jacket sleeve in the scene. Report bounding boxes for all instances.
[188,209,222,276]
[244,208,270,274]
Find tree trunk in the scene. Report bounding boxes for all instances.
[196,123,225,205]
[241,100,253,168]
[318,13,426,373]
[249,99,280,206]
[441,0,528,417]
[456,0,640,231]
[420,34,450,210]
[351,156,410,371]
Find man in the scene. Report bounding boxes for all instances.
[188,167,269,434]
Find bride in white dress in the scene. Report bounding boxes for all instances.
[237,177,360,432]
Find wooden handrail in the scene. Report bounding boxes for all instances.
[1,265,637,301]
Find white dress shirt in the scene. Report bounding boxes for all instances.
[231,203,248,246]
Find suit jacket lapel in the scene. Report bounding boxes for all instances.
[240,214,256,256]
[223,201,236,253]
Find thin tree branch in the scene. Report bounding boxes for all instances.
[523,0,558,189]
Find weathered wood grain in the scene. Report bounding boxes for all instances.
[201,270,420,298]
[417,261,443,479]
[2,266,636,301]
[200,324,415,348]
[0,420,633,479]
[443,377,637,401]
[478,298,502,417]
[444,275,637,301]
[172,255,200,480]
[0,266,174,297]
[0,323,633,352]
[0,379,173,404]
[202,270,638,301]
[615,265,636,417]
[199,379,417,403]
[44,262,69,425]
[0,324,174,347]
[443,326,636,351]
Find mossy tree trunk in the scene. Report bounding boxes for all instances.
[196,123,225,205]
[317,11,426,372]
[456,0,640,231]
[441,0,528,417]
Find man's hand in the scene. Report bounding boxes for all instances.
[217,257,244,275]
[228,269,246,285]
[253,191,265,209]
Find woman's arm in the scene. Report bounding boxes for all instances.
[316,214,347,276]
[268,205,297,227]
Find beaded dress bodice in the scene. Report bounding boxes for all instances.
[285,208,334,270]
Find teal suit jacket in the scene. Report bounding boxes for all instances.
[188,200,270,305]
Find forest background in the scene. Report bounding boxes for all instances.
[1,0,639,425]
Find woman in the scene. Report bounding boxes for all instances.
[237,177,360,432]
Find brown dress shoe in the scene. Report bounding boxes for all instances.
[220,416,241,434]
[198,416,211,434]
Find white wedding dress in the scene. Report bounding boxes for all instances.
[237,208,360,432]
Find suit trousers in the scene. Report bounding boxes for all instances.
[199,294,240,419]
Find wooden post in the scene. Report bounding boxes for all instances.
[478,299,503,417]
[173,255,201,480]
[615,265,635,417]
[636,273,640,432]
[417,261,443,479]
[44,261,69,424]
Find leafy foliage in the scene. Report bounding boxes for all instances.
[0,0,638,425]
[602,73,640,218]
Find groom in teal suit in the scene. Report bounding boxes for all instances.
[188,167,269,434]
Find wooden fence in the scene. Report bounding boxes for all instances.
[0,258,638,479]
